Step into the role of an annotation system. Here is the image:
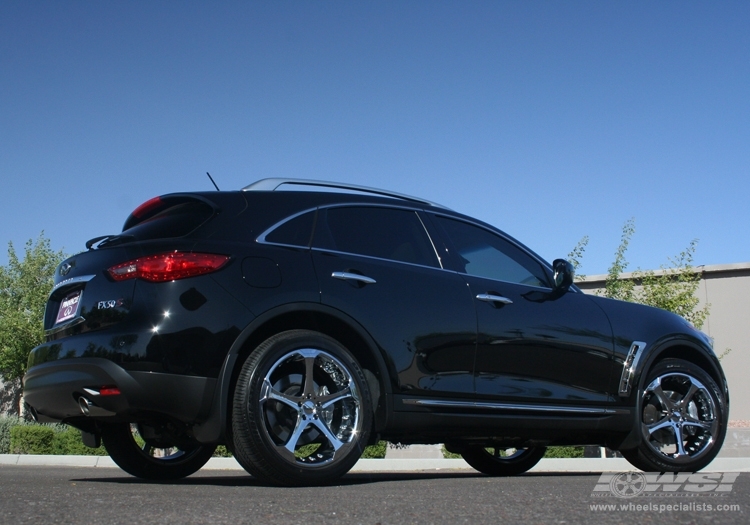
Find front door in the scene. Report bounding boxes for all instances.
[430,214,614,406]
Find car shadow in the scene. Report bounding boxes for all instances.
[70,470,598,487]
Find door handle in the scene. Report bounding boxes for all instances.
[476,293,513,306]
[332,271,377,285]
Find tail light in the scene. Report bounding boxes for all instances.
[107,252,230,282]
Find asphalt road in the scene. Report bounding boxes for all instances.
[1,466,747,525]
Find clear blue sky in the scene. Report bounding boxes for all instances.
[2,2,748,275]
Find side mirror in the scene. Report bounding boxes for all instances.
[552,259,574,292]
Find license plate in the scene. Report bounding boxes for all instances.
[56,290,83,324]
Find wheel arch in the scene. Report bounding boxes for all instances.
[618,337,729,451]
[637,339,728,404]
[194,303,393,445]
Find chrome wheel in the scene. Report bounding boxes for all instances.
[259,348,363,467]
[232,330,372,486]
[641,372,718,462]
[622,358,727,472]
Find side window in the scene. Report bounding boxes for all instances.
[264,210,316,247]
[434,216,549,288]
[313,207,439,268]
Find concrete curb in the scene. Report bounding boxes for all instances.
[3,454,750,472]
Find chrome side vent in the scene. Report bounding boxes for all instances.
[619,341,647,396]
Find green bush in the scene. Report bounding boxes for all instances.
[10,425,55,454]
[213,445,233,457]
[51,427,108,456]
[6,421,107,455]
[0,415,35,454]
[544,446,584,458]
[361,440,387,458]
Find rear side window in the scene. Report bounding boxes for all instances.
[313,207,439,267]
[264,211,316,247]
[122,201,214,241]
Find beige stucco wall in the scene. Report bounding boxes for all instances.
[577,263,749,421]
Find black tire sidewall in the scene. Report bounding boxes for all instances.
[101,422,216,480]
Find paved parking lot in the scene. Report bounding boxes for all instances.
[1,465,746,525]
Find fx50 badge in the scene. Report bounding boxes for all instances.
[98,299,124,310]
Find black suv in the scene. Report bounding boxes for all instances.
[23,179,728,485]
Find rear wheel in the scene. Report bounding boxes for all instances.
[622,358,727,472]
[101,422,216,480]
[461,446,546,476]
[232,330,372,486]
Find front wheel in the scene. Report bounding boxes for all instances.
[232,330,373,486]
[622,358,727,472]
[101,422,216,480]
[461,446,546,476]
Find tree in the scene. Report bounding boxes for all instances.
[568,218,709,329]
[0,234,65,415]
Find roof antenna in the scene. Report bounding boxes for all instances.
[206,172,220,191]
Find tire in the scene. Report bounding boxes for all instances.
[232,330,373,486]
[101,422,216,480]
[461,446,546,476]
[622,358,727,472]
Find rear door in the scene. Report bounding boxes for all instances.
[311,205,477,399]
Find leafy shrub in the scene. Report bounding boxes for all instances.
[213,445,233,457]
[544,446,584,458]
[361,440,387,458]
[10,425,55,454]
[0,415,34,454]
[51,427,108,456]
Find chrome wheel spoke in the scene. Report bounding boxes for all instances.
[261,379,300,410]
[302,353,318,398]
[283,415,311,454]
[678,383,699,409]
[310,418,345,451]
[673,425,687,456]
[647,418,673,435]
[318,387,352,409]
[683,417,714,433]
[649,382,674,412]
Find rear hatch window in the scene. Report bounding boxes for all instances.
[98,197,216,248]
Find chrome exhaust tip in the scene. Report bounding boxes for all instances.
[79,396,93,416]
[78,396,116,417]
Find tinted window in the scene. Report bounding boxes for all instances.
[314,207,439,267]
[435,216,549,287]
[119,201,213,242]
[265,211,315,247]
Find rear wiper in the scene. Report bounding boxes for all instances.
[86,234,135,250]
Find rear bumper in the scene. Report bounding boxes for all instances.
[23,358,216,424]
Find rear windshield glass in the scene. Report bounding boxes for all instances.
[122,201,214,241]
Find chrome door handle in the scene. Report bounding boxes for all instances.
[332,271,377,285]
[476,293,513,306]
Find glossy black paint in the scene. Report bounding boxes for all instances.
[23,186,727,456]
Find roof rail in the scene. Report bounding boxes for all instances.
[242,178,447,208]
